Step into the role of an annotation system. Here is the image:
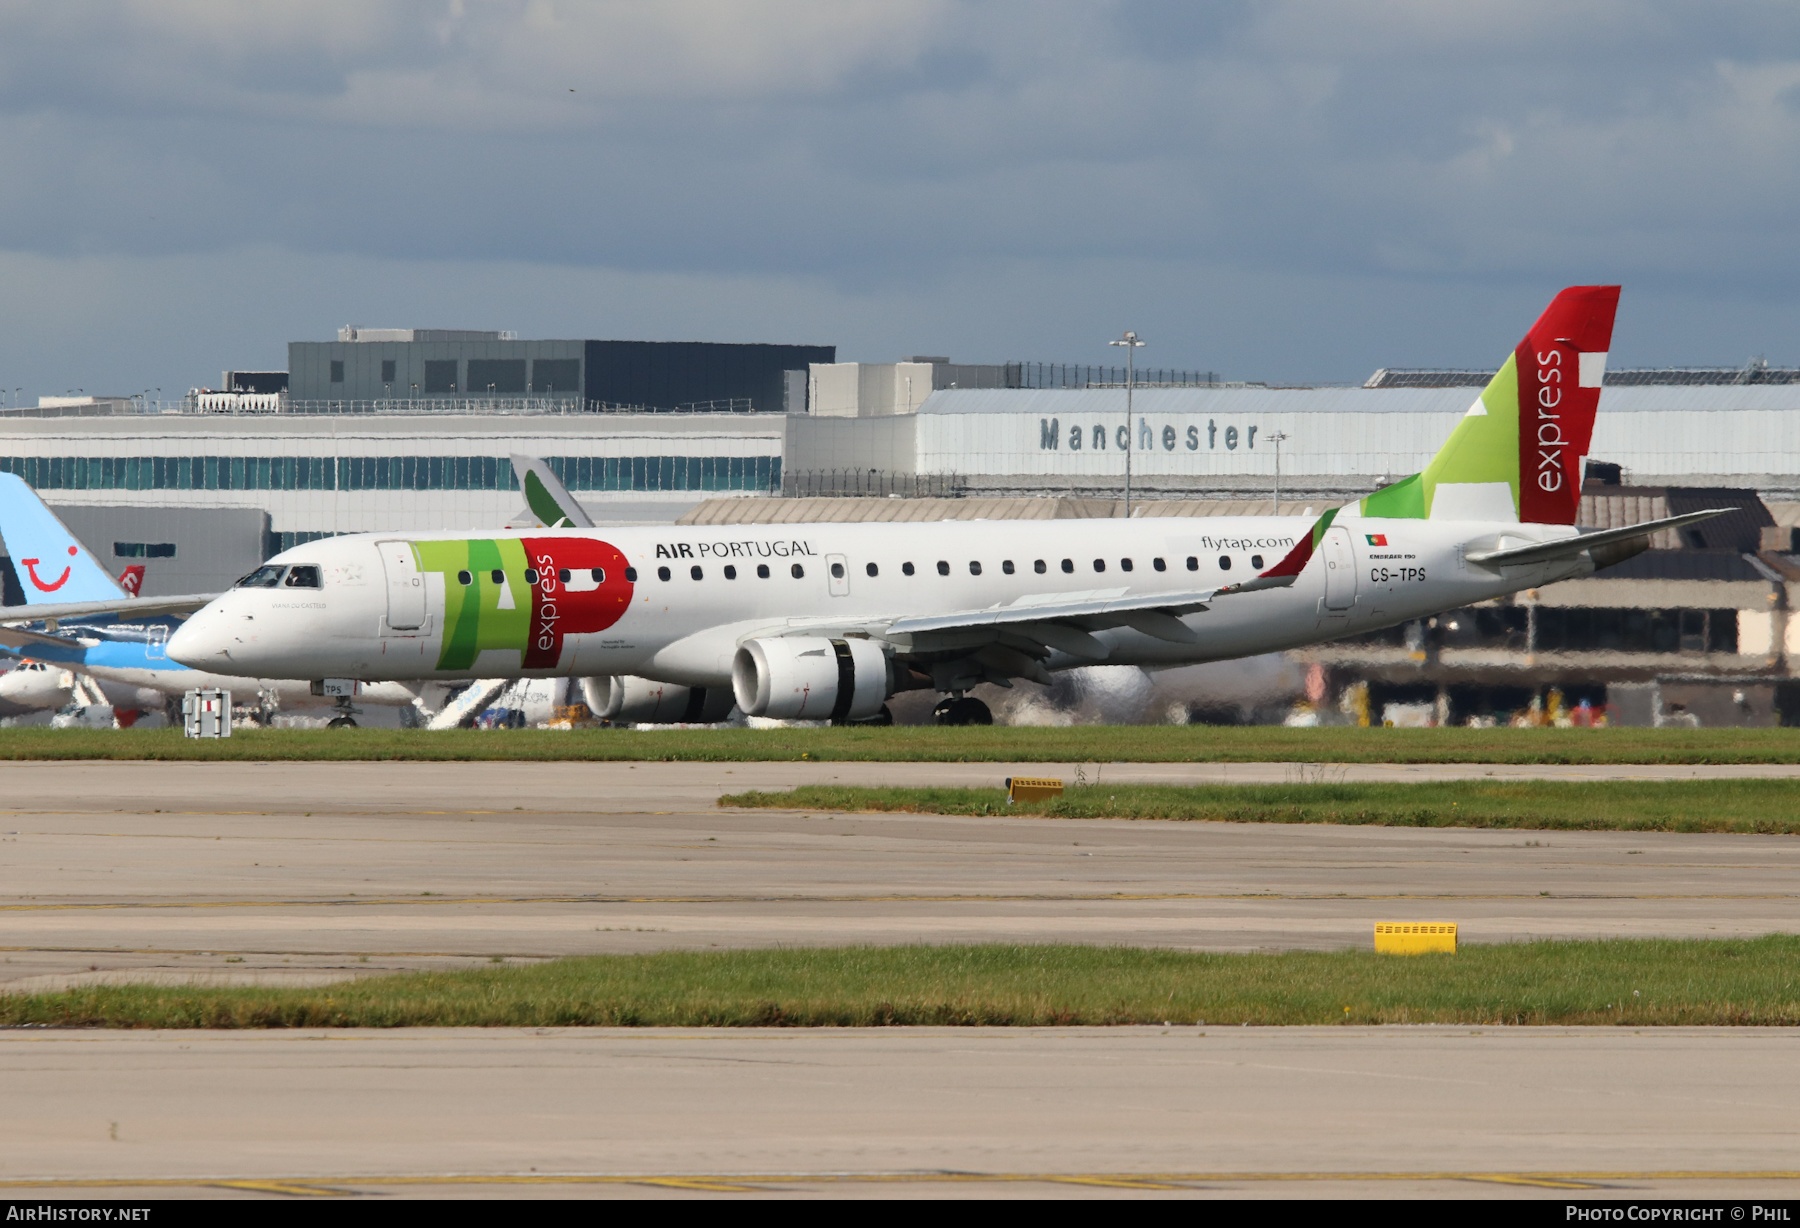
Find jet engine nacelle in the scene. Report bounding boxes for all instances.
[579,675,735,724]
[732,636,889,722]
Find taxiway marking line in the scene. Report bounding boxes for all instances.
[2,891,1796,913]
[0,944,561,958]
[3,1170,1799,1195]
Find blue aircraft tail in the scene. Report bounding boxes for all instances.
[0,474,126,605]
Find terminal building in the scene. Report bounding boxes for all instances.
[289,329,831,414]
[785,364,1800,500]
[2,336,1798,726]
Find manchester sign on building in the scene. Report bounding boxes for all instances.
[895,386,1800,497]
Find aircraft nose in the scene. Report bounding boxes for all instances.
[166,607,229,668]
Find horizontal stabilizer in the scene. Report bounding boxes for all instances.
[1464,510,1729,568]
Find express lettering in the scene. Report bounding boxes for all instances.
[534,552,558,650]
[1535,348,1564,492]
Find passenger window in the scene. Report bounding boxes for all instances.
[1252,554,1265,569]
[558,568,571,584]
[525,569,539,585]
[724,565,737,580]
[1186,556,1199,571]
[690,565,703,580]
[866,562,879,577]
[491,569,504,584]
[456,570,473,586]
[1120,558,1133,572]
[1034,560,1046,574]
[624,567,638,582]
[902,562,915,576]
[969,561,982,576]
[234,565,285,588]
[657,566,672,581]
[1218,556,1232,571]
[1093,559,1106,572]
[1002,560,1015,575]
[591,568,605,582]
[757,564,770,579]
[830,562,845,579]
[936,560,950,576]
[1153,558,1166,572]
[283,565,321,588]
[791,563,805,579]
[1061,559,1074,574]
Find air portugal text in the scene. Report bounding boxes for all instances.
[654,540,817,560]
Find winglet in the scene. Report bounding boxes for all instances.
[1256,508,1339,581]
[511,454,594,529]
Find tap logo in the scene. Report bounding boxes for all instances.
[413,535,635,672]
[19,545,77,592]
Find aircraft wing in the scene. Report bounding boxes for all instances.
[871,573,1298,657]
[1464,510,1730,568]
[0,592,219,625]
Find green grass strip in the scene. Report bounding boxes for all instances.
[720,779,1800,833]
[4,725,1800,763]
[7,940,1800,1027]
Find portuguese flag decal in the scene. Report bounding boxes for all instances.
[1365,533,1388,546]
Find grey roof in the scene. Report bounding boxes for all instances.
[918,385,1800,417]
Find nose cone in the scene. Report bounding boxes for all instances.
[166,603,233,669]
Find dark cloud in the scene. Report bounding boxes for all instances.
[1,0,1798,397]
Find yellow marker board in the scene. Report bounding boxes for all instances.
[1006,777,1065,803]
[1374,922,1457,954]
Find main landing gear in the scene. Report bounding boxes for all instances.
[933,695,992,726]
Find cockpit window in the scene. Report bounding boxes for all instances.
[283,565,321,589]
[235,565,286,588]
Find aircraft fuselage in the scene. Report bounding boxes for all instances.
[166,513,1590,689]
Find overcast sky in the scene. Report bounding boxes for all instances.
[3,0,1800,400]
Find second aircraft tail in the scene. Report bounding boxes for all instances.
[0,474,126,605]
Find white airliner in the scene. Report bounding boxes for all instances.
[152,286,1719,726]
[0,476,436,726]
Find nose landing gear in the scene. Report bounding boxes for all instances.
[933,695,992,726]
[326,697,359,729]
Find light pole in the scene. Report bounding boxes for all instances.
[1269,430,1290,510]
[1109,331,1144,517]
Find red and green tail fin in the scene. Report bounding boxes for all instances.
[1359,285,1620,525]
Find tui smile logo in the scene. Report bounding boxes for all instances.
[19,546,77,592]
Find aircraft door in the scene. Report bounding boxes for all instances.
[1322,526,1357,611]
[378,540,426,630]
[825,553,850,597]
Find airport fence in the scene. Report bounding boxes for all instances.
[0,396,769,418]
